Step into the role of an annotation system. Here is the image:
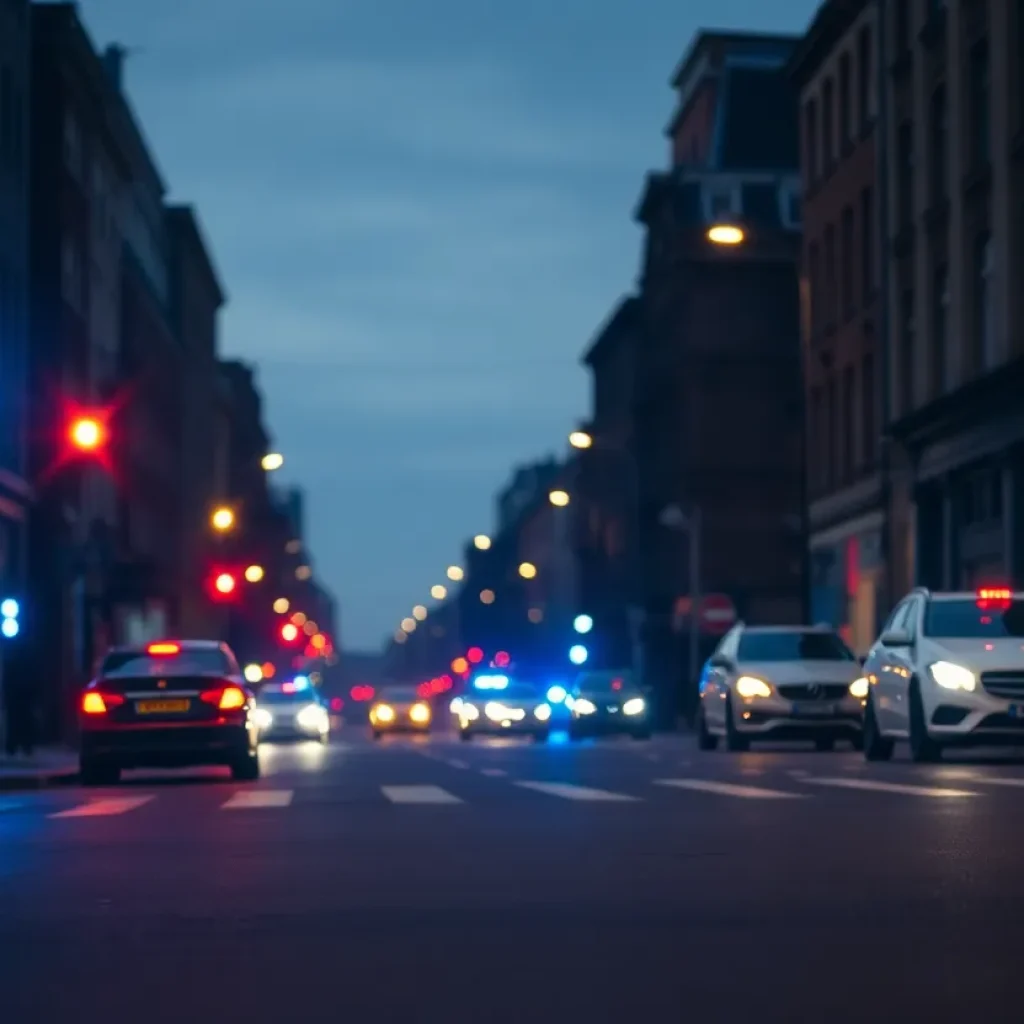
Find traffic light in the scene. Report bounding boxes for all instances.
[280,622,300,643]
[1,598,19,639]
[573,614,593,634]
[569,644,588,665]
[208,569,238,601]
[67,412,109,454]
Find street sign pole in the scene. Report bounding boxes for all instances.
[688,506,701,718]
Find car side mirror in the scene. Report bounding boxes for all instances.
[880,629,911,648]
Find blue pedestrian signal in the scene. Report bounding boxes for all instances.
[569,644,588,665]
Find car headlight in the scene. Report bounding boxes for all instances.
[848,677,870,699]
[929,661,977,692]
[449,696,463,714]
[735,676,772,699]
[297,704,326,729]
[534,703,551,721]
[573,698,597,715]
[252,708,273,729]
[409,702,431,724]
[623,697,645,716]
[374,703,395,723]
[460,702,480,721]
[485,702,508,722]
[546,685,567,704]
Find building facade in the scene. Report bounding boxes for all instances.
[633,31,807,721]
[790,0,885,653]
[883,0,1024,594]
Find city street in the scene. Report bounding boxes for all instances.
[2,725,1024,1023]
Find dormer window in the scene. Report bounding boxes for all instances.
[702,183,741,221]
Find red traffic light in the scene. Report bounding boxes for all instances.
[467,647,484,664]
[208,569,238,601]
[280,622,300,643]
[68,414,107,452]
[493,651,510,668]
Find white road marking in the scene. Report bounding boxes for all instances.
[382,785,463,804]
[446,759,469,770]
[655,778,804,800]
[480,768,507,777]
[50,796,153,818]
[515,782,638,802]
[0,799,22,813]
[222,790,293,809]
[957,775,1024,789]
[803,777,977,797]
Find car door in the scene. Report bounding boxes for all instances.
[869,601,909,732]
[885,596,922,735]
[703,629,740,730]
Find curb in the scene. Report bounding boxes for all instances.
[0,769,80,793]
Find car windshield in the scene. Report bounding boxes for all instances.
[471,684,538,701]
[258,688,317,705]
[737,631,855,662]
[379,688,420,702]
[101,648,231,677]
[578,672,636,695]
[924,599,1024,638]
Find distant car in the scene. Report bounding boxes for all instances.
[79,640,260,784]
[568,670,651,740]
[369,685,433,738]
[456,674,551,741]
[862,587,1024,762]
[697,624,866,751]
[253,679,330,742]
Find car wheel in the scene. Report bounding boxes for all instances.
[724,699,749,752]
[80,758,119,786]
[863,696,894,761]
[814,737,836,752]
[231,750,261,781]
[908,683,941,762]
[697,705,718,751]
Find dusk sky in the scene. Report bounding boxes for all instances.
[80,0,816,650]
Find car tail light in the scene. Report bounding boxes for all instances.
[81,690,125,714]
[147,641,181,656]
[977,587,1013,610]
[199,683,248,710]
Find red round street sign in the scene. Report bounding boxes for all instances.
[699,594,737,634]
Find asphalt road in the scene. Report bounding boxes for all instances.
[2,724,1024,1023]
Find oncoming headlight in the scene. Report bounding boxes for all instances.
[735,676,772,699]
[573,698,597,715]
[848,677,869,699]
[622,697,645,716]
[296,704,326,730]
[534,703,551,721]
[929,661,977,692]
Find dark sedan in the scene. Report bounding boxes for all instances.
[79,640,260,784]
[568,670,651,740]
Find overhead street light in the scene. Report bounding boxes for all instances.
[211,506,235,532]
[431,584,447,600]
[548,490,570,507]
[568,431,593,450]
[261,453,284,471]
[447,566,464,582]
[244,564,265,583]
[518,562,537,580]
[474,535,491,551]
[412,605,428,621]
[706,223,745,246]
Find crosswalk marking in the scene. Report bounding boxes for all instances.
[382,785,462,804]
[515,782,637,802]
[480,768,507,777]
[656,778,803,800]
[222,790,293,810]
[50,796,153,819]
[803,777,977,798]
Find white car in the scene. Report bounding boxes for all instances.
[697,624,867,751]
[862,587,1024,762]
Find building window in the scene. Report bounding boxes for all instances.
[860,186,874,302]
[809,386,823,491]
[857,26,872,132]
[862,353,876,467]
[703,185,740,220]
[933,265,950,396]
[839,52,852,148]
[841,205,855,319]
[900,288,915,415]
[808,242,821,337]
[975,233,995,371]
[897,121,914,227]
[842,365,855,482]
[824,224,837,331]
[63,109,82,179]
[894,0,910,52]
[969,40,990,167]
[929,85,947,203]
[780,185,801,229]
[822,77,835,170]
[804,99,819,183]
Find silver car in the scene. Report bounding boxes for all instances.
[697,624,867,751]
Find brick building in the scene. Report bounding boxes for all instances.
[883,0,1024,593]
[790,0,885,653]
[632,31,806,720]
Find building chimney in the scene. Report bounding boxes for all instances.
[103,44,126,90]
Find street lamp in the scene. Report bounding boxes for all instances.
[295,565,312,581]
[211,506,235,532]
[706,223,745,246]
[518,562,537,580]
[412,604,428,621]
[473,535,491,551]
[447,565,464,582]
[430,584,447,600]
[261,453,284,471]
[568,431,593,450]
[68,415,107,452]
[244,564,264,583]
[479,589,495,605]
[401,617,417,633]
[548,489,570,507]
[273,597,290,614]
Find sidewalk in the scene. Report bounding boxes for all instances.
[0,747,79,791]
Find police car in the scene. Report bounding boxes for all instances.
[862,587,1024,761]
[453,673,551,741]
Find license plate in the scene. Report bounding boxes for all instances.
[792,703,834,717]
[136,699,190,714]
